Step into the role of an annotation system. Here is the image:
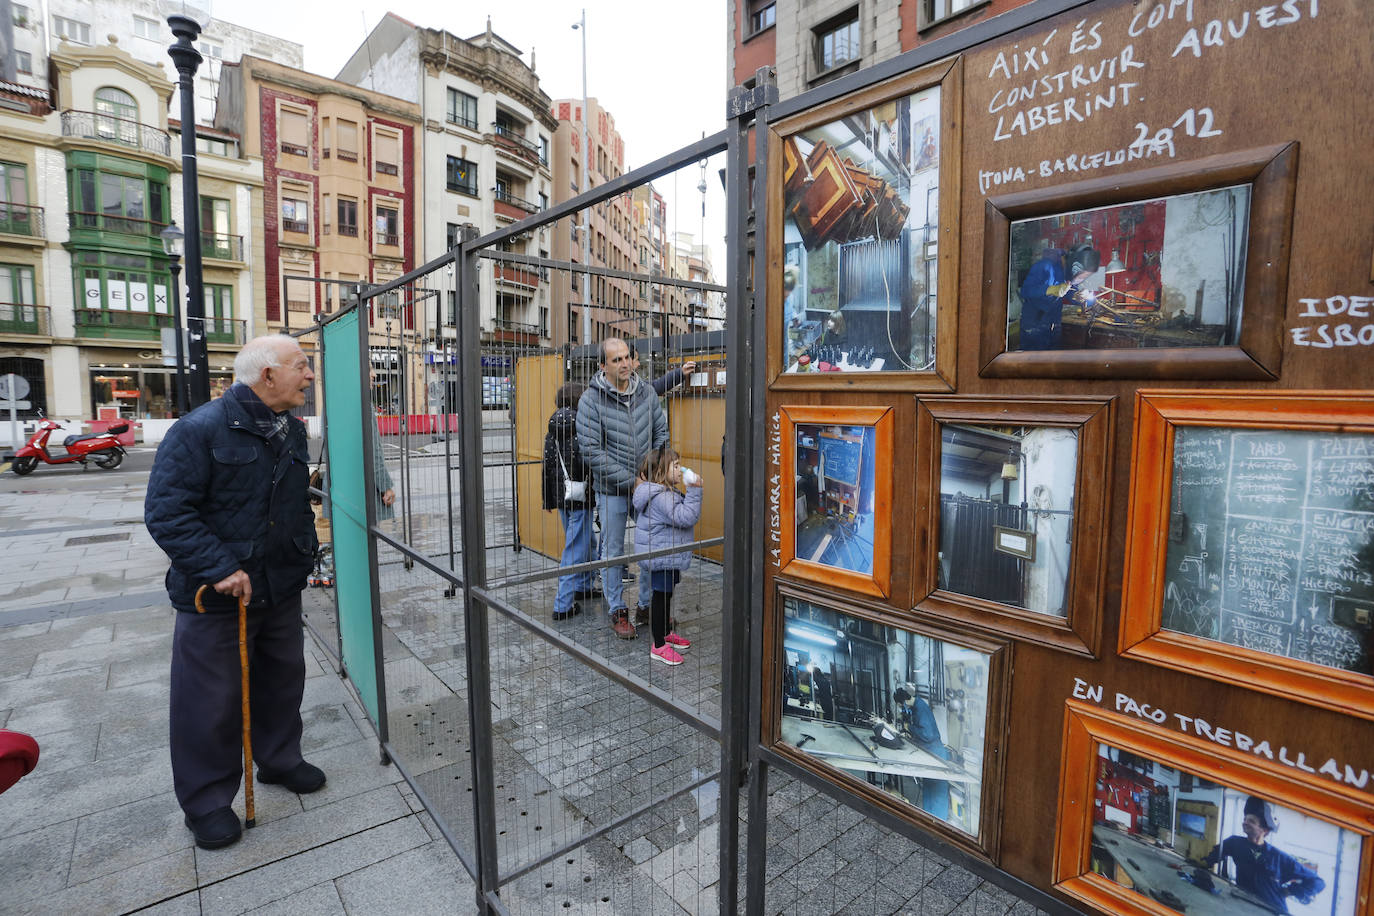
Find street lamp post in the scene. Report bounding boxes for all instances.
[572,10,592,346]
[160,222,188,415]
[162,0,213,407]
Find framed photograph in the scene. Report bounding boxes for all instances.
[1120,390,1374,720]
[980,144,1298,379]
[913,396,1114,656]
[1055,701,1374,916]
[768,58,961,390]
[771,587,1010,855]
[778,405,894,598]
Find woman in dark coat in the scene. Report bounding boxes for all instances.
[543,382,597,620]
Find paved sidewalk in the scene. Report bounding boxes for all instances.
[0,463,473,916]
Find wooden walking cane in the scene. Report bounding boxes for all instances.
[195,584,255,828]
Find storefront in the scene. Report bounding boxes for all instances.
[88,361,233,419]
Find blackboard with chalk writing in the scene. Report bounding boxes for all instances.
[819,435,863,488]
[1161,427,1374,674]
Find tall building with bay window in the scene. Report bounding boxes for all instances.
[0,38,262,422]
[336,15,557,366]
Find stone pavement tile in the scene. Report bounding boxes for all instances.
[7,848,197,916]
[0,819,76,909]
[900,884,961,916]
[335,840,475,914]
[129,891,201,916]
[2,742,170,835]
[299,701,368,758]
[291,738,405,812]
[108,646,171,689]
[29,627,162,678]
[195,784,411,885]
[94,704,171,759]
[0,621,50,642]
[242,880,347,915]
[0,622,114,660]
[68,790,190,884]
[0,667,111,714]
[197,817,430,916]
[6,680,166,738]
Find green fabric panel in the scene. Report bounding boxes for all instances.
[322,311,380,725]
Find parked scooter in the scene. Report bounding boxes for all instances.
[8,411,128,475]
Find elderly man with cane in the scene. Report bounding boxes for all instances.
[146,334,326,850]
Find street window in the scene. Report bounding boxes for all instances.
[279,106,309,157]
[0,264,36,306]
[446,222,461,250]
[446,89,477,130]
[815,11,860,72]
[281,197,309,234]
[11,4,31,27]
[336,119,358,161]
[373,130,400,177]
[447,156,477,196]
[197,38,223,59]
[52,14,90,44]
[338,197,358,236]
[16,51,31,74]
[70,167,167,234]
[375,205,399,247]
[920,0,983,28]
[540,136,550,165]
[132,15,159,39]
[750,1,776,33]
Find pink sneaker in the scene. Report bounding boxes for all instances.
[664,632,691,650]
[650,643,683,666]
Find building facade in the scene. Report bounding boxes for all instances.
[729,0,1033,98]
[336,15,557,359]
[7,0,302,123]
[0,38,260,424]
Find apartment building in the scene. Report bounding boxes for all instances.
[336,15,557,357]
[6,0,301,123]
[0,38,261,422]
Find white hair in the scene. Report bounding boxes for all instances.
[234,335,295,386]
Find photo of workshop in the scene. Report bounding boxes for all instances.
[793,422,878,575]
[778,597,990,835]
[1005,185,1251,351]
[1090,745,1361,916]
[937,423,1079,616]
[780,84,941,373]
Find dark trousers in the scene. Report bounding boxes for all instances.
[170,592,306,817]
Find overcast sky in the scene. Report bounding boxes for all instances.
[220,0,732,269]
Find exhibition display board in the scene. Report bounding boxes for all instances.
[759,1,1374,913]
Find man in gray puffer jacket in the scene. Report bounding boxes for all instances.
[576,337,668,639]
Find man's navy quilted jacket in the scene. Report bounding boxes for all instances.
[145,385,316,613]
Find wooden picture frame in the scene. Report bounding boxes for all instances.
[1120,390,1374,720]
[778,405,894,599]
[767,57,962,391]
[980,143,1298,379]
[914,396,1113,657]
[1054,700,1374,916]
[766,583,1012,859]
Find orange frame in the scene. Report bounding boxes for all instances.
[1054,700,1374,916]
[778,405,894,599]
[913,395,1114,657]
[1120,390,1374,720]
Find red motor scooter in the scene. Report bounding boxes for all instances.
[8,411,128,475]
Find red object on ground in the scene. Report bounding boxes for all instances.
[0,729,39,794]
[374,414,460,435]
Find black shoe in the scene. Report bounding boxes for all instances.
[573,588,602,601]
[553,601,582,622]
[258,760,327,794]
[185,807,242,850]
[633,605,649,627]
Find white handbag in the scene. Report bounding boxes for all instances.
[557,446,587,502]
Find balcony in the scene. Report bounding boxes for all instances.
[494,262,539,290]
[282,219,309,235]
[61,110,171,157]
[446,112,478,131]
[203,316,247,345]
[493,188,539,221]
[375,161,399,177]
[0,203,44,239]
[376,232,399,247]
[490,318,540,345]
[201,232,243,261]
[491,123,542,168]
[69,210,166,237]
[0,303,49,336]
[75,308,175,340]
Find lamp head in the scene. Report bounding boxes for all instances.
[160,221,185,257]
